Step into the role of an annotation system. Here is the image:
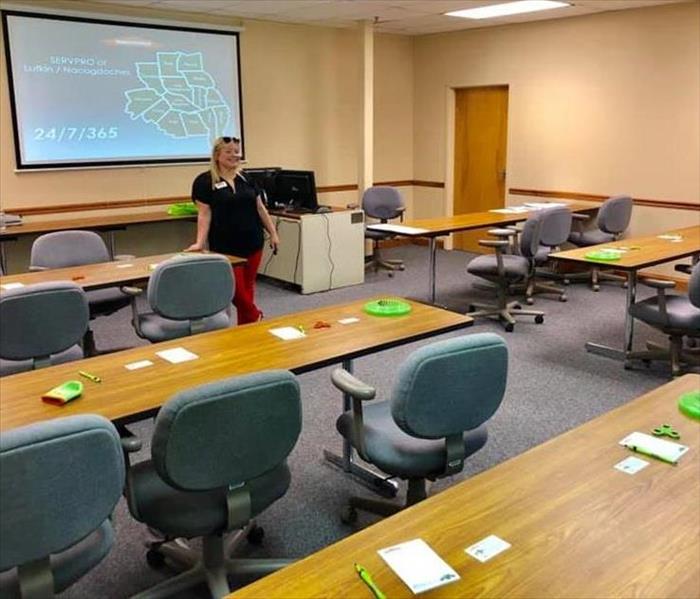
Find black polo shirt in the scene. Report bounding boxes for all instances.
[191,171,264,257]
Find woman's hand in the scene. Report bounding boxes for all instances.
[185,242,204,252]
[269,233,280,254]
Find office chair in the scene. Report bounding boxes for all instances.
[333,333,507,523]
[524,206,573,304]
[626,263,700,376]
[30,230,131,355]
[123,370,301,599]
[0,415,125,599]
[363,186,406,276]
[466,215,545,332]
[0,281,89,376]
[567,195,633,291]
[128,253,234,343]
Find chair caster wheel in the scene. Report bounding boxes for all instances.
[622,282,628,289]
[563,278,570,286]
[525,297,534,305]
[559,294,567,302]
[467,305,476,313]
[513,304,522,310]
[398,265,405,271]
[388,272,394,278]
[642,359,651,368]
[592,285,600,292]
[247,525,265,545]
[534,315,544,324]
[146,549,166,570]
[623,361,633,370]
[340,505,358,525]
[504,323,514,333]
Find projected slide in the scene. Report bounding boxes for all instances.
[3,11,243,168]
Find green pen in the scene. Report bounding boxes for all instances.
[629,444,676,465]
[355,563,387,599]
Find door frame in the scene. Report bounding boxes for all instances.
[444,84,510,251]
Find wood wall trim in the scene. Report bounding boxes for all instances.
[509,188,700,212]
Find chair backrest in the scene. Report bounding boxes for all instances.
[518,214,543,259]
[0,281,89,364]
[597,195,633,235]
[539,207,573,248]
[147,254,234,321]
[362,187,404,221]
[31,230,111,269]
[689,262,700,308]
[0,415,124,572]
[151,370,301,491]
[391,333,507,439]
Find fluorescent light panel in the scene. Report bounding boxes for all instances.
[446,1,570,20]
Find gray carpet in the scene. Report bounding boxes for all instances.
[62,245,693,598]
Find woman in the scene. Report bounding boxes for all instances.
[187,136,280,324]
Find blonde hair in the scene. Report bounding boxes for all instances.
[209,136,242,187]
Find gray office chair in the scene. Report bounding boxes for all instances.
[0,281,89,376]
[30,230,131,355]
[333,333,507,523]
[123,370,301,599]
[466,215,545,332]
[567,195,633,291]
[525,206,573,303]
[129,253,234,343]
[0,414,125,599]
[626,263,700,376]
[363,186,406,275]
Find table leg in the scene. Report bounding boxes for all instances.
[0,241,7,274]
[323,358,398,498]
[429,237,437,304]
[585,270,636,361]
[106,230,117,259]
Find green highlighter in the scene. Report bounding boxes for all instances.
[355,563,387,599]
[42,381,83,406]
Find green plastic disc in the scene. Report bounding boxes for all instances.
[678,390,700,421]
[363,299,412,317]
[585,249,623,261]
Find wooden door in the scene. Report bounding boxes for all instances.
[453,86,509,253]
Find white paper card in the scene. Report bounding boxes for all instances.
[490,206,529,214]
[378,539,459,594]
[465,535,511,563]
[1,282,25,290]
[366,224,429,236]
[614,456,649,475]
[338,317,360,325]
[619,432,689,464]
[115,263,134,269]
[523,202,567,210]
[156,347,199,364]
[124,359,154,371]
[657,234,683,241]
[269,326,306,340]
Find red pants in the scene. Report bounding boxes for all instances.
[232,249,263,325]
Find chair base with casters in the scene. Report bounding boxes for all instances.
[467,298,544,333]
[340,478,428,524]
[364,232,405,276]
[133,526,291,599]
[562,265,628,292]
[625,337,700,377]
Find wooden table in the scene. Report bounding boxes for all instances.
[367,200,599,304]
[230,374,700,599]
[0,209,196,270]
[0,297,472,495]
[551,226,700,361]
[0,252,246,292]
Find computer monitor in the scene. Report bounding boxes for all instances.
[242,167,282,205]
[271,170,318,213]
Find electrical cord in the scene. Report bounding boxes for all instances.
[322,213,335,290]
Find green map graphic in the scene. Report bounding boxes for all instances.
[124,52,231,140]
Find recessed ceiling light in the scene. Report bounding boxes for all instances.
[446,1,571,20]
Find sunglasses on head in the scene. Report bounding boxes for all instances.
[220,136,240,144]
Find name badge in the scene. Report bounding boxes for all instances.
[214,181,227,190]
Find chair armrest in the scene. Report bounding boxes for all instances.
[488,228,517,237]
[331,368,376,401]
[571,213,590,221]
[331,368,375,460]
[29,265,49,272]
[477,239,510,249]
[638,277,676,290]
[121,286,143,296]
[122,287,144,337]
[674,264,693,275]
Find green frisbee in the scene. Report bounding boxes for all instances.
[678,390,700,421]
[585,249,623,261]
[363,298,412,317]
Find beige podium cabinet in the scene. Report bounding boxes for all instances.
[260,209,365,293]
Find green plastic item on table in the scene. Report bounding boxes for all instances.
[678,390,700,421]
[42,380,84,406]
[363,298,412,317]
[584,249,623,261]
[167,202,198,216]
